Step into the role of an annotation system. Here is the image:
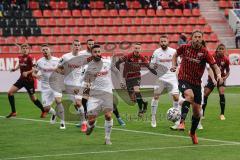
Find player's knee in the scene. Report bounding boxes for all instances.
[154,95,159,100]
[30,95,37,101]
[55,98,62,104]
[172,95,179,101]
[8,91,14,96]
[105,112,112,121]
[44,106,50,112]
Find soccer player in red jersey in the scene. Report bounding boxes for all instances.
[115,43,157,117]
[6,44,46,118]
[171,30,223,144]
[202,44,230,120]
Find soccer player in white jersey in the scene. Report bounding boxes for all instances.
[150,35,180,128]
[57,40,88,132]
[33,44,63,128]
[84,44,123,145]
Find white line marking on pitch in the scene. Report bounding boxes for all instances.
[1,116,240,145]
[1,143,240,160]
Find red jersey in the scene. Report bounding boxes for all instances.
[177,44,216,85]
[208,54,230,82]
[120,53,148,79]
[18,54,34,81]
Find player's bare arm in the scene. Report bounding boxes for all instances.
[210,64,223,85]
[170,53,178,72]
[10,64,20,72]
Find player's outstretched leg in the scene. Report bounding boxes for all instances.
[113,103,125,126]
[104,112,113,145]
[86,115,96,136]
[6,86,19,118]
[151,96,159,128]
[56,100,65,129]
[30,95,46,118]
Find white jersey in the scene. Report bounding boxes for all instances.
[151,47,177,81]
[79,49,92,85]
[86,57,113,94]
[36,56,59,90]
[58,52,87,86]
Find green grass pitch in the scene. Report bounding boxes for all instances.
[0,87,240,160]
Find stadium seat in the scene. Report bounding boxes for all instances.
[109,9,118,17]
[198,17,206,25]
[203,34,210,41]
[62,45,71,52]
[107,35,116,42]
[78,36,86,42]
[91,9,99,17]
[219,1,228,8]
[57,18,66,26]
[100,9,110,17]
[158,26,166,33]
[32,45,41,53]
[77,18,85,26]
[62,27,71,35]
[95,18,104,26]
[210,33,218,42]
[203,25,212,33]
[178,17,188,25]
[119,9,128,17]
[113,18,122,25]
[29,1,38,9]
[174,9,183,17]
[96,35,105,43]
[111,26,119,34]
[166,26,175,33]
[52,27,62,35]
[48,18,57,26]
[169,17,178,25]
[119,26,128,34]
[12,28,21,36]
[72,10,81,17]
[176,25,184,33]
[188,17,197,25]
[133,17,142,25]
[58,1,67,9]
[6,36,16,44]
[91,27,100,35]
[37,18,47,26]
[67,36,77,43]
[101,27,110,34]
[165,9,174,16]
[185,25,193,33]
[146,9,155,17]
[151,17,160,25]
[52,45,61,53]
[27,36,37,44]
[81,27,90,35]
[143,17,151,25]
[138,26,147,34]
[105,18,114,26]
[17,36,27,44]
[72,27,81,35]
[32,27,41,36]
[136,9,146,17]
[42,27,52,35]
[50,1,57,9]
[2,46,10,53]
[161,17,168,25]
[129,26,138,34]
[0,37,6,45]
[135,35,144,42]
[47,36,57,44]
[183,9,191,16]
[192,9,200,17]
[95,1,104,9]
[123,18,132,25]
[33,10,42,17]
[66,18,77,26]
[81,10,91,17]
[36,36,46,44]
[132,1,141,9]
[128,9,136,17]
[57,36,66,44]
[43,10,52,17]
[62,10,71,17]
[53,10,62,17]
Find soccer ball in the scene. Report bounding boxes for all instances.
[166,107,181,122]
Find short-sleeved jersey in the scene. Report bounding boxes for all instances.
[36,56,59,90]
[85,57,113,94]
[18,54,34,81]
[151,47,177,80]
[177,44,216,85]
[121,53,148,79]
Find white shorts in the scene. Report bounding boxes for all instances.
[41,89,62,107]
[154,77,179,95]
[87,93,113,116]
[68,94,83,103]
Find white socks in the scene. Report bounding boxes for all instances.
[151,98,159,116]
[105,119,113,140]
[49,107,56,115]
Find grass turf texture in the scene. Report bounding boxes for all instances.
[0,87,240,160]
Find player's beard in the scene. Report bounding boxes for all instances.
[93,55,102,62]
[161,45,168,50]
[192,41,202,49]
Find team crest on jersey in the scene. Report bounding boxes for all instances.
[138,60,142,63]
[221,61,225,66]
[197,52,204,57]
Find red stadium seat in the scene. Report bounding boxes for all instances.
[188,17,197,25]
[143,17,151,25]
[72,27,81,35]
[169,43,178,49]
[210,33,218,42]
[62,45,71,52]
[78,36,86,42]
[123,18,132,25]
[146,9,155,16]
[57,18,66,26]
[113,18,122,25]
[132,1,141,9]
[136,9,146,17]
[91,27,101,34]
[17,36,27,44]
[101,27,110,34]
[116,35,125,42]
[48,18,57,26]
[72,10,81,17]
[152,17,160,25]
[66,18,76,26]
[81,27,90,35]
[224,9,229,17]
[139,26,147,34]
[53,27,62,35]
[58,1,67,9]
[109,9,118,17]
[11,46,19,53]
[43,10,52,17]
[58,36,66,44]
[135,35,144,42]
[203,34,210,41]
[203,25,212,33]
[176,25,184,33]
[161,17,168,25]
[47,36,57,44]
[49,1,57,9]
[67,36,76,43]
[53,10,61,17]
[178,17,188,25]
[192,9,200,16]
[166,26,175,33]
[156,9,165,16]
[183,9,191,16]
[111,26,119,34]
[32,45,41,53]
[119,26,128,34]
[129,26,138,33]
[219,1,228,8]
[37,18,47,26]
[165,9,174,16]
[95,18,104,26]
[198,17,206,25]
[91,9,99,17]
[81,10,91,17]
[119,9,128,17]
[100,9,110,17]
[2,46,10,53]
[185,25,193,33]
[207,43,216,50]
[95,1,104,9]
[62,27,71,35]
[105,18,114,25]
[107,35,116,42]
[33,10,42,17]
[133,17,142,25]
[36,36,46,44]
[171,34,179,42]
[85,18,95,26]
[62,10,71,17]
[148,26,157,33]
[77,18,85,26]
[0,37,6,45]
[158,26,166,33]
[52,45,61,53]
[174,9,183,17]
[27,36,37,44]
[169,17,178,25]
[42,27,52,35]
[128,9,136,17]
[96,35,105,43]
[29,1,38,9]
